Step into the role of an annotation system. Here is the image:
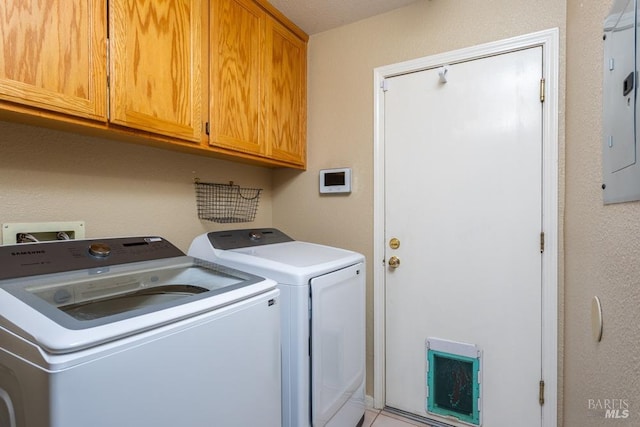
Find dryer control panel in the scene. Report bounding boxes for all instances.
[207,228,294,250]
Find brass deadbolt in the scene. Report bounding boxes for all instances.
[389,238,400,249]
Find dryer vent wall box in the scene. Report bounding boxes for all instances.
[602,0,640,203]
[319,168,351,194]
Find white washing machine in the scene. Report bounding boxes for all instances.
[0,236,281,427]
[189,228,366,427]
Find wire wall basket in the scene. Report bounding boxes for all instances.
[194,181,262,223]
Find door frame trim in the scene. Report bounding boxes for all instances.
[372,28,559,425]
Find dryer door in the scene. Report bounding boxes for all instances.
[310,262,365,426]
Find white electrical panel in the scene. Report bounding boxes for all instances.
[2,221,85,245]
[602,0,640,203]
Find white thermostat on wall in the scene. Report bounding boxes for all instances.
[319,168,351,194]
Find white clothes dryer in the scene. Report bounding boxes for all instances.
[189,228,366,427]
[0,236,281,427]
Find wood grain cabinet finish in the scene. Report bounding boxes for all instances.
[109,0,205,143]
[210,0,266,156]
[210,0,307,168]
[0,0,306,168]
[0,0,107,121]
[265,17,306,166]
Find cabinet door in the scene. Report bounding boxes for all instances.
[264,17,306,166]
[0,0,107,120]
[109,0,204,142]
[209,0,266,155]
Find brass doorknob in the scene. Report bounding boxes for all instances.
[388,256,401,268]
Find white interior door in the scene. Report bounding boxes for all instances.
[384,47,543,427]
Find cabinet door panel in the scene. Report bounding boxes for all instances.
[110,0,203,142]
[0,0,107,120]
[210,0,265,155]
[265,18,306,166]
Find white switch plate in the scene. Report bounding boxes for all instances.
[2,221,85,245]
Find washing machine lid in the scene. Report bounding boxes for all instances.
[0,237,273,354]
[193,229,364,284]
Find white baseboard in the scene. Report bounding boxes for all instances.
[365,394,376,410]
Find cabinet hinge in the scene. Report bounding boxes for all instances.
[540,231,545,253]
[106,38,110,88]
[106,38,111,120]
[539,78,545,103]
[539,380,545,405]
[205,122,210,135]
[105,37,111,121]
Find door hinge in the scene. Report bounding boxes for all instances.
[381,79,389,92]
[539,78,545,103]
[540,231,545,253]
[539,380,545,405]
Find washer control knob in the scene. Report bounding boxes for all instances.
[249,231,263,241]
[89,242,111,258]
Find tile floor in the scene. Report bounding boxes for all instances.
[364,409,433,427]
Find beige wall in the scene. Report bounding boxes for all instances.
[0,120,273,251]
[273,0,567,418]
[564,0,640,425]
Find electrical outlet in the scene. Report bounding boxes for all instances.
[2,221,85,245]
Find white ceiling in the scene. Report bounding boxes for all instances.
[268,0,420,35]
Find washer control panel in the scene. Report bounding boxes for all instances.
[0,237,184,280]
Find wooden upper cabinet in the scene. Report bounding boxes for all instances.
[109,0,205,142]
[0,0,107,120]
[209,0,307,167]
[0,0,305,168]
[264,17,306,166]
[209,0,265,155]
